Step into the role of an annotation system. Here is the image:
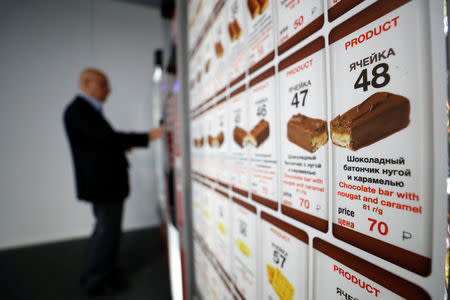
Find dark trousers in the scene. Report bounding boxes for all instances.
[81,201,124,290]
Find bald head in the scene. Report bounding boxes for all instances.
[79,68,110,102]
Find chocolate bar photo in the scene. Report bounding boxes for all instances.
[248,0,260,19]
[233,126,247,148]
[233,19,242,40]
[215,41,224,58]
[244,119,270,147]
[287,113,328,153]
[259,0,268,14]
[208,135,214,147]
[330,92,410,151]
[211,131,225,147]
[228,22,237,41]
[205,59,210,73]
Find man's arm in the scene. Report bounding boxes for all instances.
[117,126,164,150]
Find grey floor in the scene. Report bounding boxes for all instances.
[0,227,171,300]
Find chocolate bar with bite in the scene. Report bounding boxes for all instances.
[233,19,242,40]
[287,114,328,153]
[248,0,260,18]
[245,119,269,147]
[229,22,237,40]
[233,126,247,148]
[211,131,224,147]
[215,41,224,58]
[330,92,410,151]
[258,0,268,14]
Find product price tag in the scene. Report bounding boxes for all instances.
[261,212,308,300]
[279,37,328,232]
[214,96,231,188]
[214,189,233,277]
[226,0,247,81]
[246,0,275,72]
[277,0,324,54]
[230,85,250,197]
[232,198,257,300]
[329,0,432,276]
[248,67,278,209]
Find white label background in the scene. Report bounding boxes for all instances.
[277,0,323,46]
[313,250,402,300]
[214,191,233,277]
[262,219,309,300]
[249,74,278,203]
[214,99,231,185]
[227,0,247,79]
[330,1,432,258]
[280,48,329,222]
[247,0,275,67]
[232,202,257,300]
[230,90,250,192]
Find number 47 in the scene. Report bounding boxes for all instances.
[291,89,308,108]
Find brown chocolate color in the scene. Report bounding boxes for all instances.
[328,0,365,22]
[330,92,410,151]
[233,19,242,40]
[216,131,224,146]
[215,41,224,58]
[279,37,324,72]
[278,15,324,55]
[281,205,328,233]
[233,126,247,148]
[228,22,236,40]
[329,0,411,44]
[232,197,257,214]
[250,119,269,147]
[208,134,214,147]
[333,224,431,276]
[251,193,277,210]
[314,238,431,299]
[261,211,308,244]
[287,113,328,153]
[258,0,268,14]
[248,0,260,19]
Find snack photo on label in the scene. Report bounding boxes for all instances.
[236,238,251,257]
[244,119,270,147]
[247,0,268,18]
[330,92,410,151]
[215,41,224,58]
[194,137,204,147]
[266,264,295,300]
[248,0,260,18]
[287,113,328,153]
[233,126,248,147]
[211,131,224,147]
[208,134,214,147]
[229,18,242,41]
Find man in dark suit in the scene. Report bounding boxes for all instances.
[63,68,163,295]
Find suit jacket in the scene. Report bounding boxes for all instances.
[64,96,149,203]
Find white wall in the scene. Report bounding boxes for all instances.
[0,0,167,249]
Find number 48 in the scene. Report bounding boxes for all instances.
[354,63,390,92]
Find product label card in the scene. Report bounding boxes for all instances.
[246,0,275,69]
[212,4,229,92]
[329,0,432,276]
[214,189,233,277]
[248,68,278,209]
[279,38,328,232]
[313,238,430,300]
[230,86,250,196]
[277,0,323,51]
[261,213,309,300]
[226,0,247,81]
[214,97,231,188]
[204,104,218,181]
[202,184,215,252]
[192,180,203,234]
[232,199,257,300]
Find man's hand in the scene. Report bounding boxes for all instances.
[148,125,164,141]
